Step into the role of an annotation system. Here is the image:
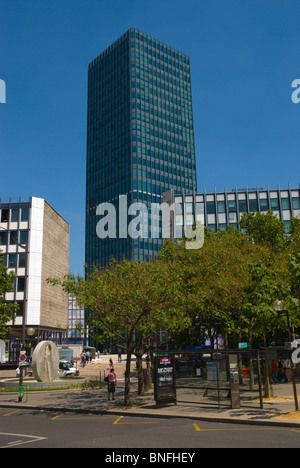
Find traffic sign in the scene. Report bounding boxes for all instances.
[19,353,27,362]
[238,343,248,349]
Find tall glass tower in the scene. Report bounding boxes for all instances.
[86,28,197,268]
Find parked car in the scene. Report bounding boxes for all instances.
[58,360,79,378]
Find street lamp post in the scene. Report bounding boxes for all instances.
[273,300,299,412]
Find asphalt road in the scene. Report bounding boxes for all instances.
[0,408,299,449]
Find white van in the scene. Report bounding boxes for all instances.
[58,361,79,378]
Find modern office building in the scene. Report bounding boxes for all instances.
[68,295,85,345]
[86,28,197,268]
[0,197,70,361]
[163,185,300,240]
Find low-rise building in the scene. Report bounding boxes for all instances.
[163,185,300,240]
[0,196,70,361]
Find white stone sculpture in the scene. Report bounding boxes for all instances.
[32,341,59,382]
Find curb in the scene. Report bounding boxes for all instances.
[1,402,300,429]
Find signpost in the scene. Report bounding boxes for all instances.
[19,353,27,363]
[238,343,248,349]
[154,356,177,405]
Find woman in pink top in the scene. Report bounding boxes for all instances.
[107,368,117,400]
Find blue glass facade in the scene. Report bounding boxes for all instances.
[86,28,197,268]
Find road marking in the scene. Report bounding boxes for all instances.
[193,424,294,433]
[113,416,123,425]
[51,413,65,420]
[0,432,47,448]
[3,410,21,417]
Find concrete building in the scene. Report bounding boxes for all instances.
[163,185,300,240]
[0,197,70,361]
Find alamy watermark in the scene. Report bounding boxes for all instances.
[291,79,300,104]
[95,195,204,250]
[0,79,6,103]
[291,340,300,365]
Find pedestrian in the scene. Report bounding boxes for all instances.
[278,359,288,383]
[16,366,20,379]
[271,360,278,383]
[81,351,86,368]
[118,349,122,363]
[85,350,89,364]
[107,368,117,400]
[109,357,113,368]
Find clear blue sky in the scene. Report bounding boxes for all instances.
[0,0,299,275]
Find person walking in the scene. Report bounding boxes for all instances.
[107,368,117,400]
[271,360,278,383]
[278,359,288,383]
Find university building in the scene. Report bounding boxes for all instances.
[0,197,70,361]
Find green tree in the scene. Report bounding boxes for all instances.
[0,251,19,341]
[240,210,286,252]
[48,258,190,404]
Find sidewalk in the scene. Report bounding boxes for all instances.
[1,381,300,428]
[1,356,300,428]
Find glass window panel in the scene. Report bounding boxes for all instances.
[19,231,28,245]
[8,254,17,268]
[249,199,258,212]
[217,201,226,213]
[1,209,9,222]
[206,201,215,214]
[18,253,26,268]
[21,208,29,222]
[270,198,279,211]
[228,201,237,212]
[11,209,19,223]
[292,197,300,210]
[17,277,25,293]
[238,200,247,213]
[260,199,269,211]
[0,231,7,245]
[281,198,290,211]
[9,231,18,245]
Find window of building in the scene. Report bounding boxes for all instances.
[260,199,269,211]
[21,208,29,222]
[270,198,279,211]
[17,277,25,293]
[11,209,19,223]
[19,231,28,245]
[228,200,237,213]
[9,231,18,245]
[238,200,247,213]
[18,253,26,268]
[249,199,258,212]
[1,209,9,223]
[206,201,216,215]
[0,231,7,245]
[8,254,17,268]
[217,201,226,213]
[281,198,290,211]
[292,197,300,210]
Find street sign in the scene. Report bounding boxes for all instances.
[238,343,248,349]
[19,353,27,362]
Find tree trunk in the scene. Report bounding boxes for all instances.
[136,349,145,396]
[124,342,133,405]
[248,328,255,391]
